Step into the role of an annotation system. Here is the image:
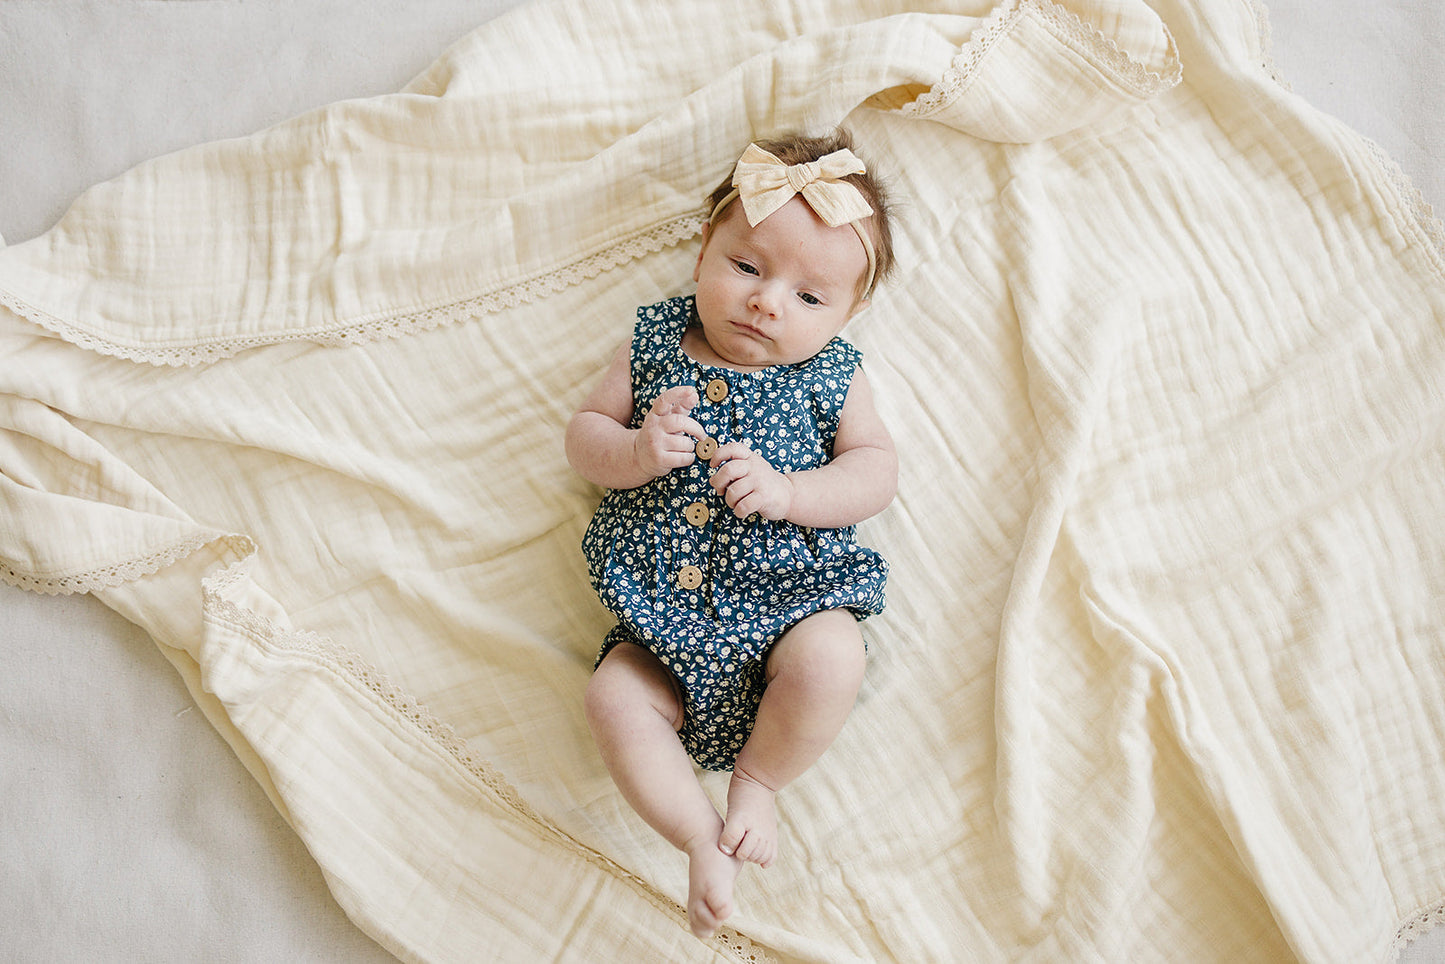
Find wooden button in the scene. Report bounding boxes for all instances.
[705,378,729,403]
[695,436,718,460]
[677,565,704,590]
[685,502,710,527]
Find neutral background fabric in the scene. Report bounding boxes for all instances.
[1,1,1442,961]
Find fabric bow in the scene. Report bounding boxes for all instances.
[730,143,874,228]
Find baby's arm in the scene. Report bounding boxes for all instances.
[566,342,706,490]
[708,369,897,528]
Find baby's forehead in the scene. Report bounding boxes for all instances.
[727,197,861,245]
[731,200,872,285]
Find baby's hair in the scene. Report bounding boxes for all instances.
[706,128,896,299]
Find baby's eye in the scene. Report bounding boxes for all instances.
[798,292,822,306]
[733,260,759,276]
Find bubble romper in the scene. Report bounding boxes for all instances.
[583,295,889,770]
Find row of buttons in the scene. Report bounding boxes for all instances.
[677,378,729,590]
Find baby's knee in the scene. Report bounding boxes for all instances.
[767,611,866,690]
[587,642,684,730]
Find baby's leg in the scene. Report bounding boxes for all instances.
[586,641,742,939]
[721,609,866,867]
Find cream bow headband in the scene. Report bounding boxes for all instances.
[709,143,878,297]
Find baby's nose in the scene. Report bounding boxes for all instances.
[748,284,783,316]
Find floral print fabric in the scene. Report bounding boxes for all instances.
[583,295,888,770]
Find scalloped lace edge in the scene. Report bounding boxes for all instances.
[0,532,254,596]
[1246,2,1445,271]
[2,534,771,958]
[1395,897,1445,953]
[902,0,1182,121]
[0,211,706,368]
[1248,0,1290,90]
[1360,138,1445,275]
[200,559,777,963]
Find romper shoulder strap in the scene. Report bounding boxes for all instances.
[801,336,863,454]
[628,295,694,418]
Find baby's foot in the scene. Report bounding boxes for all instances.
[720,768,778,868]
[685,839,742,939]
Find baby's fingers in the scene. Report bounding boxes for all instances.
[709,455,751,494]
[721,476,782,520]
[636,431,697,477]
[707,442,754,468]
[658,413,707,443]
[649,385,699,417]
[721,477,759,515]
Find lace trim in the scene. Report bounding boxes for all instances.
[1396,897,1445,952]
[902,0,1181,121]
[1360,138,1445,277]
[201,562,776,963]
[0,532,252,596]
[1248,0,1289,89]
[899,0,1017,119]
[1244,3,1443,272]
[1034,0,1181,93]
[0,211,706,369]
[1249,0,1444,271]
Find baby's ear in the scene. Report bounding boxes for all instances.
[693,222,713,282]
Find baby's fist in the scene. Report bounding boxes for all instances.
[709,443,794,520]
[634,386,704,479]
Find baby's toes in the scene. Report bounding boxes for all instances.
[723,825,772,867]
[756,839,777,869]
[718,820,745,857]
[744,833,776,869]
[689,893,727,939]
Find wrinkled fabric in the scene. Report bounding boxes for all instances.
[2,0,1442,961]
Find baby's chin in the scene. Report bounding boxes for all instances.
[715,339,775,367]
[691,323,778,370]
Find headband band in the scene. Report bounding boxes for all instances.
[708,143,878,298]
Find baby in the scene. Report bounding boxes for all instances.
[566,129,897,939]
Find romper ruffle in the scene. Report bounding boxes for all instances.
[582,295,888,770]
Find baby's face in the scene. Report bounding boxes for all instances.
[692,196,869,369]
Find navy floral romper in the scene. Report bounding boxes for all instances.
[582,295,888,770]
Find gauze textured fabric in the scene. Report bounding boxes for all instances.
[2,0,1442,961]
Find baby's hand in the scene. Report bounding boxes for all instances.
[709,443,795,520]
[634,386,704,479]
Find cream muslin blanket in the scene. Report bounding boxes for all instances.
[3,0,1443,960]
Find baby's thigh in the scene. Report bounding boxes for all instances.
[589,640,686,730]
[764,610,866,690]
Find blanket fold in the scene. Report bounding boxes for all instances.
[3,0,1443,961]
[0,0,1175,366]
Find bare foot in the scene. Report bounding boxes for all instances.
[719,767,778,868]
[685,839,742,939]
